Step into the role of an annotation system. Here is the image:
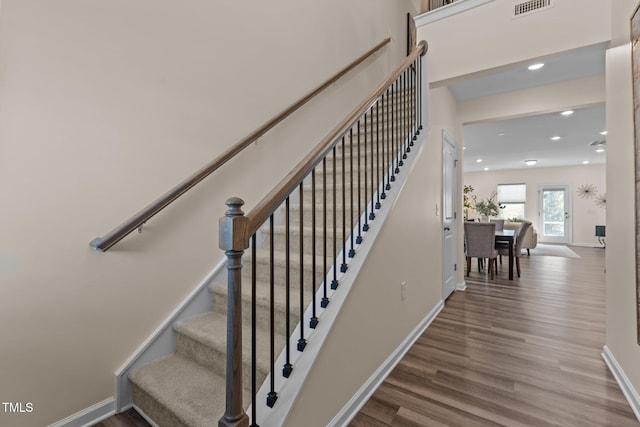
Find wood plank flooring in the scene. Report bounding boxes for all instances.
[91,408,150,427]
[350,246,638,426]
[97,246,637,426]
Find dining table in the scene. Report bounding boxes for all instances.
[495,229,515,280]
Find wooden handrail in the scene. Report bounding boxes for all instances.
[245,40,428,236]
[89,38,391,252]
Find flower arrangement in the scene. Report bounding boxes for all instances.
[474,191,502,217]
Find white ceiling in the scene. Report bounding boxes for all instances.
[454,43,608,173]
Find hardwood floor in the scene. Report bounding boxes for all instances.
[91,408,150,427]
[96,247,637,426]
[350,246,639,426]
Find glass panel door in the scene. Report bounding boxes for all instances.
[538,185,571,244]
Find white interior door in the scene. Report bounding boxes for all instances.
[538,185,572,244]
[442,131,458,300]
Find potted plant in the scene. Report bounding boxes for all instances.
[463,185,476,220]
[474,191,501,220]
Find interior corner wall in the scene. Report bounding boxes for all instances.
[0,1,419,425]
[605,0,640,409]
[464,164,606,246]
[417,0,611,84]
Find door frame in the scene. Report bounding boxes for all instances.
[537,184,572,244]
[442,130,458,300]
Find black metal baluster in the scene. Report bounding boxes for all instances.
[310,170,318,329]
[363,113,369,232]
[392,80,398,179]
[369,104,376,221]
[404,68,410,157]
[356,120,363,244]
[267,215,277,408]
[400,71,405,159]
[298,183,307,351]
[412,60,416,136]
[375,99,381,208]
[251,234,258,426]
[398,76,404,168]
[385,87,391,191]
[380,94,386,200]
[321,158,329,308]
[349,127,356,258]
[410,60,416,145]
[331,146,339,290]
[418,55,423,133]
[283,198,292,378]
[411,57,419,141]
[340,137,347,273]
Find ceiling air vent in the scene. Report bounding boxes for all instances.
[513,0,553,18]
[589,140,607,147]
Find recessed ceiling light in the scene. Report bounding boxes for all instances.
[600,130,607,135]
[463,146,466,150]
[561,110,574,116]
[596,148,605,153]
[551,136,561,141]
[476,159,483,163]
[498,132,505,136]
[528,63,544,71]
[484,167,489,171]
[582,160,590,164]
[524,160,537,166]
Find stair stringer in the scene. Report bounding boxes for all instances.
[249,131,426,426]
[113,257,227,412]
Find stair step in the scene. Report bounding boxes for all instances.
[262,224,342,254]
[174,312,286,387]
[248,249,327,287]
[130,354,235,427]
[288,201,379,227]
[210,270,321,339]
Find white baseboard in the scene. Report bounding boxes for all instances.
[601,345,640,422]
[570,242,604,248]
[47,398,116,427]
[328,299,445,427]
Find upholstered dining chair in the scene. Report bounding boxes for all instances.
[497,220,532,277]
[490,218,505,231]
[464,222,498,280]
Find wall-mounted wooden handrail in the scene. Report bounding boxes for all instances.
[245,40,428,236]
[89,38,391,252]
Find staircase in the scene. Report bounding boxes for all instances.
[126,50,423,427]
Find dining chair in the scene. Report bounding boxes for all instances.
[490,218,504,231]
[464,222,498,280]
[497,220,532,277]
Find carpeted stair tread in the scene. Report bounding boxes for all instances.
[174,311,286,381]
[129,354,231,427]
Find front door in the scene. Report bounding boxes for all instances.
[442,131,458,300]
[538,185,572,244]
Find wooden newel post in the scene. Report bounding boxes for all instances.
[218,197,250,427]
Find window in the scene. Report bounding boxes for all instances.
[497,184,526,220]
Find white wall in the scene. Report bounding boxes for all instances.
[605,0,640,411]
[464,164,606,246]
[418,0,611,84]
[417,0,640,414]
[0,1,418,425]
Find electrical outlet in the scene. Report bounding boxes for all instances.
[400,281,407,301]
